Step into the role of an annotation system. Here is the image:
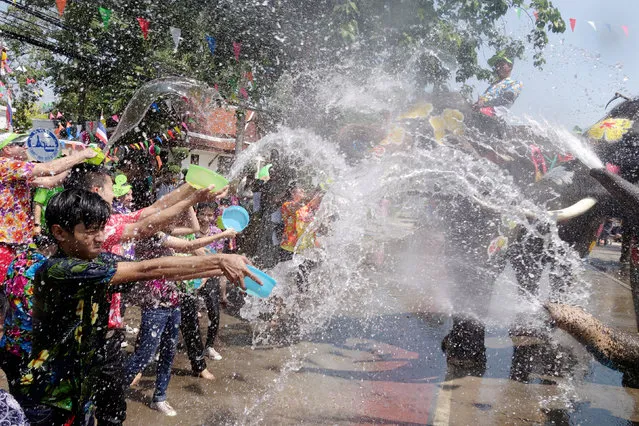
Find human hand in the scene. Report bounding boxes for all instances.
[80,148,98,160]
[218,254,261,290]
[221,228,238,239]
[194,185,229,203]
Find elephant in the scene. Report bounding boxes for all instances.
[336,91,639,378]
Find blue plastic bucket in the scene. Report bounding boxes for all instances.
[221,206,250,232]
[244,265,276,298]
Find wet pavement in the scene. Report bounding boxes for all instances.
[2,244,639,425]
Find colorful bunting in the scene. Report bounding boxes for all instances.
[533,11,538,21]
[622,25,629,37]
[587,21,597,32]
[239,87,248,99]
[56,0,67,16]
[56,111,63,119]
[170,27,181,52]
[606,23,612,32]
[111,114,119,122]
[98,7,112,29]
[206,35,216,56]
[569,18,576,32]
[516,7,521,19]
[137,17,150,40]
[233,41,241,61]
[49,113,54,120]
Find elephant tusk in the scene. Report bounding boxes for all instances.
[548,197,597,222]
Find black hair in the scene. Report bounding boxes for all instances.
[196,203,217,213]
[45,189,112,234]
[63,163,112,191]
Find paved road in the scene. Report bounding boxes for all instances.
[3,245,639,425]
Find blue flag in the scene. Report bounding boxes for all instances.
[206,35,216,55]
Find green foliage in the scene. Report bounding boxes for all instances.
[0,0,564,125]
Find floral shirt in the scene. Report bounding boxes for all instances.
[19,252,120,415]
[280,201,318,252]
[479,77,523,108]
[0,249,46,358]
[103,209,141,329]
[0,157,35,245]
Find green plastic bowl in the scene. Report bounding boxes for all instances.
[186,164,229,190]
[85,148,106,165]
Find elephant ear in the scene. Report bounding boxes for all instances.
[540,166,574,186]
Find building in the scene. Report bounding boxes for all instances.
[182,106,260,173]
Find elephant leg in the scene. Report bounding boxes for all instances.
[441,315,487,378]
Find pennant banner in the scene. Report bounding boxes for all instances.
[622,25,629,37]
[56,0,67,17]
[233,41,241,61]
[587,21,597,32]
[170,27,181,52]
[206,35,216,56]
[98,7,112,29]
[137,17,150,39]
[569,18,576,32]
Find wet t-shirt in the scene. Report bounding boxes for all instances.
[20,252,121,415]
[479,77,523,108]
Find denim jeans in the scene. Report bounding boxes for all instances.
[124,307,181,402]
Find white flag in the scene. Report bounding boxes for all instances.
[587,21,597,31]
[170,27,181,52]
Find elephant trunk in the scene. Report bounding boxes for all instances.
[590,168,639,216]
[545,303,639,371]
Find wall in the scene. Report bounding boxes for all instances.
[180,148,235,174]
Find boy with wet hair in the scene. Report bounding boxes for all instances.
[19,189,257,425]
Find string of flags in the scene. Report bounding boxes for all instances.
[514,7,630,37]
[53,4,243,58]
[106,121,191,169]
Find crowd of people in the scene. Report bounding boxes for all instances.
[0,135,323,425]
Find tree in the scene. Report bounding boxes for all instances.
[0,0,564,126]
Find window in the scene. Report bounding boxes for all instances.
[190,154,200,165]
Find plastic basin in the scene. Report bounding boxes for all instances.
[221,206,250,232]
[244,265,276,298]
[185,164,229,190]
[85,148,106,165]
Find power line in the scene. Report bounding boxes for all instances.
[0,26,86,60]
[0,0,68,30]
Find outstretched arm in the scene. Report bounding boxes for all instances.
[170,207,201,236]
[32,149,96,177]
[119,185,228,242]
[137,183,195,221]
[32,171,69,189]
[163,229,238,253]
[112,253,259,289]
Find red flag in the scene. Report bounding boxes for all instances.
[533,11,539,21]
[233,42,241,61]
[56,0,67,16]
[137,18,150,39]
[111,114,119,122]
[569,18,576,32]
[622,25,629,37]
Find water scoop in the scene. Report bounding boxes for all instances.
[221,206,250,232]
[185,164,229,190]
[85,147,106,165]
[243,265,276,298]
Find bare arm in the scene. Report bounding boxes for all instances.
[137,183,195,221]
[163,229,238,253]
[119,185,224,242]
[32,149,95,177]
[111,253,259,289]
[32,171,69,189]
[170,207,200,236]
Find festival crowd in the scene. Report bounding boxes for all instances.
[0,134,322,425]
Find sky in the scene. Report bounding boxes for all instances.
[476,0,639,128]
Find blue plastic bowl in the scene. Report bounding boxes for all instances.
[221,206,250,232]
[244,265,276,298]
